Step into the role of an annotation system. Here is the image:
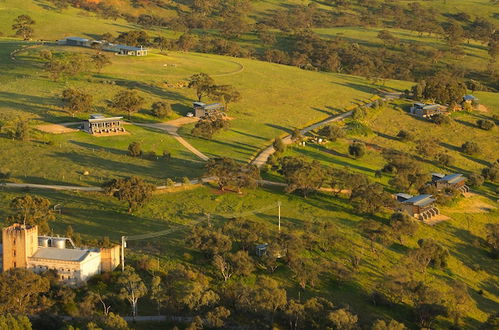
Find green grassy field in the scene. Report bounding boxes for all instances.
[0,38,402,183]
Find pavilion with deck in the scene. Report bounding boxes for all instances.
[395,193,439,221]
[431,173,469,193]
[83,114,125,135]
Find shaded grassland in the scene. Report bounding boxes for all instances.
[0,182,497,326]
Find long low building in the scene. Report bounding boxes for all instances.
[1,224,120,284]
[58,36,148,56]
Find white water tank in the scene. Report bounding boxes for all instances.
[52,238,66,249]
[38,237,50,247]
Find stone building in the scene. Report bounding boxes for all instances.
[1,224,120,284]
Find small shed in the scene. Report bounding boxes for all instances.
[193,102,225,118]
[58,37,90,47]
[463,95,478,103]
[410,103,445,118]
[255,243,268,257]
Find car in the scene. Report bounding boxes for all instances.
[186,112,194,117]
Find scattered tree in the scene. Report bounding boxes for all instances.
[188,73,215,101]
[205,157,260,193]
[61,88,93,117]
[151,101,171,118]
[117,266,148,320]
[348,142,365,158]
[103,177,155,212]
[108,90,145,119]
[461,141,480,155]
[127,142,142,157]
[350,183,393,214]
[8,195,54,234]
[91,54,111,72]
[12,15,35,40]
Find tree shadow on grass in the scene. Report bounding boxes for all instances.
[454,119,477,129]
[93,75,192,102]
[374,131,399,142]
[70,140,127,156]
[50,151,202,182]
[447,226,498,279]
[0,91,71,122]
[293,144,376,174]
[231,129,270,141]
[265,123,292,135]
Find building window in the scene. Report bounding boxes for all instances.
[13,262,17,268]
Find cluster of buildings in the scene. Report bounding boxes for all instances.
[409,95,479,118]
[58,36,148,56]
[395,173,469,221]
[0,224,120,285]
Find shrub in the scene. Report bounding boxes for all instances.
[468,173,484,188]
[347,121,373,136]
[151,101,171,118]
[352,106,368,120]
[0,168,11,180]
[349,142,366,159]
[144,151,158,160]
[432,114,451,125]
[397,130,414,142]
[163,150,171,160]
[436,153,455,167]
[127,142,142,157]
[482,162,499,182]
[461,141,480,155]
[182,177,191,185]
[166,178,175,187]
[477,119,495,130]
[273,137,286,153]
[318,124,345,141]
[381,164,397,174]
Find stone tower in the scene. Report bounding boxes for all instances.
[1,224,39,271]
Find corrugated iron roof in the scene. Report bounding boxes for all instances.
[403,194,436,206]
[65,37,90,42]
[441,173,465,184]
[30,247,95,262]
[88,116,123,123]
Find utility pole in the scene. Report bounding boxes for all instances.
[278,201,281,233]
[121,236,126,272]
